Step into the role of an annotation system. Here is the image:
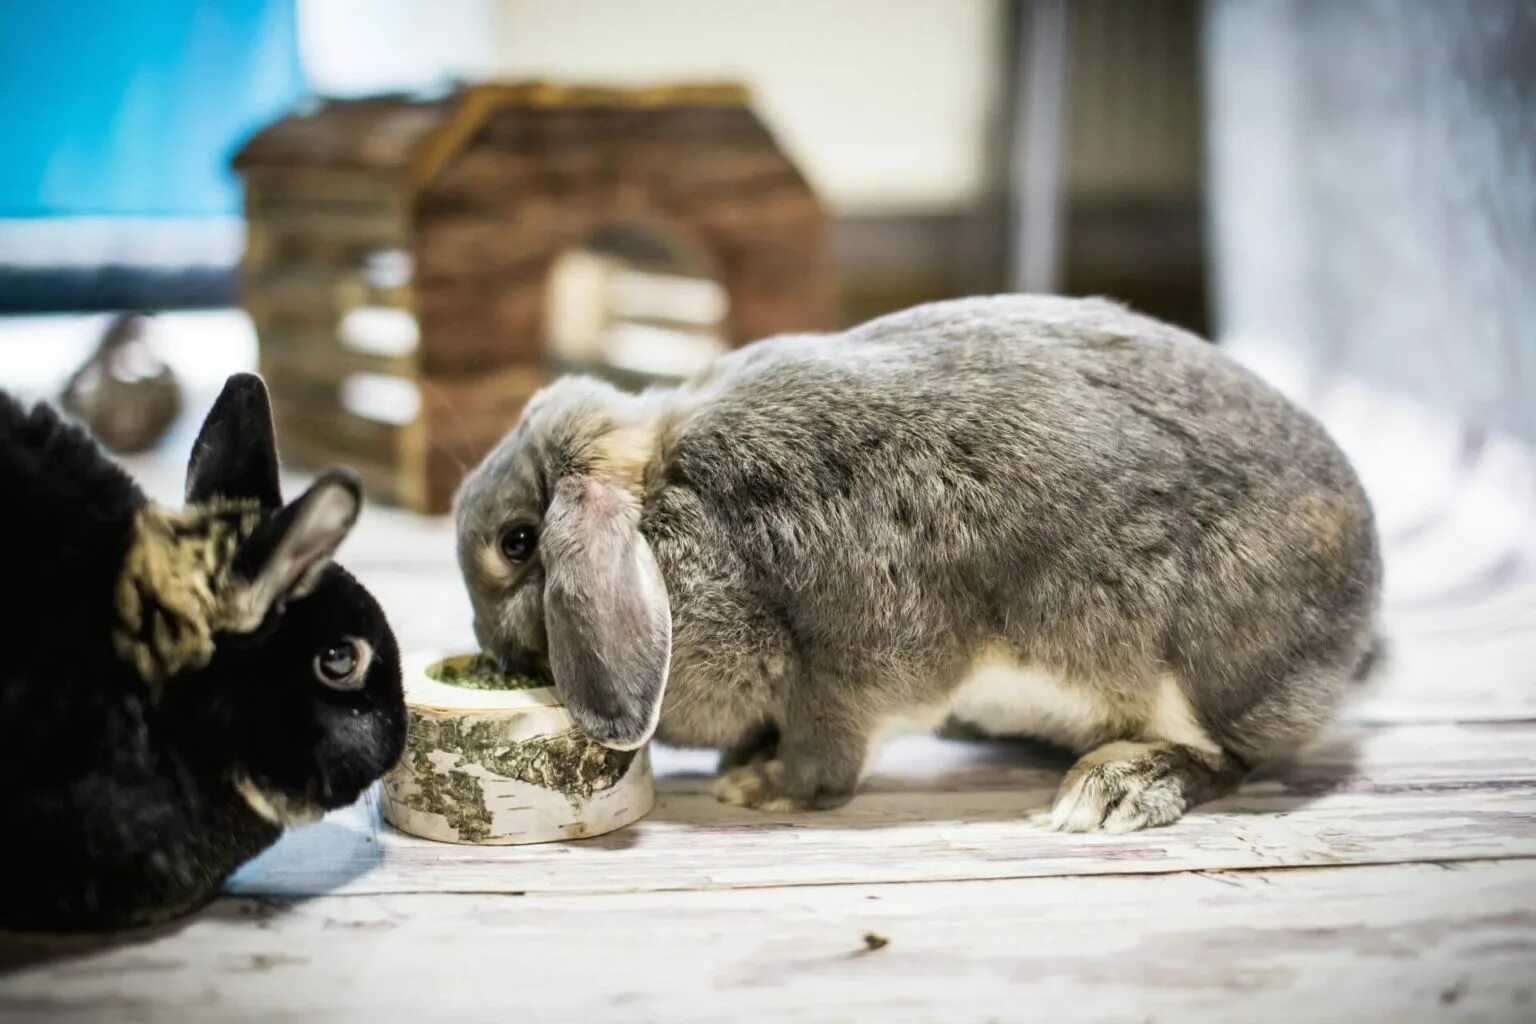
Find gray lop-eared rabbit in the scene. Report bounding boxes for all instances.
[455,296,1381,832]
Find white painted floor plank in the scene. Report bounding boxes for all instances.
[5,860,1532,1023]
[225,722,1536,899]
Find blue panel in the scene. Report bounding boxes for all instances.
[0,1,305,217]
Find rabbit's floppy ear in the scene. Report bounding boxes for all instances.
[542,475,671,750]
[187,373,282,510]
[223,470,362,632]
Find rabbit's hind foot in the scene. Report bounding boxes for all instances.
[1041,740,1245,834]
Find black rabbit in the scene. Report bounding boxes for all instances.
[0,373,405,932]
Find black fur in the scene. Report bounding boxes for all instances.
[0,375,405,932]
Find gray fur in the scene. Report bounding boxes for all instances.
[542,474,672,749]
[455,295,1381,826]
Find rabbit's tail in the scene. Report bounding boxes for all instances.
[1349,631,1389,687]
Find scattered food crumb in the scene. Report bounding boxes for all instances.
[862,931,889,952]
[1440,979,1468,1005]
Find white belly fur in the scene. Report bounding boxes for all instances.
[947,654,1116,753]
[869,646,1220,759]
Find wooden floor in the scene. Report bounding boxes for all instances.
[2,315,1535,1022]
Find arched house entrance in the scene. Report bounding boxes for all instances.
[545,222,731,387]
[235,82,836,513]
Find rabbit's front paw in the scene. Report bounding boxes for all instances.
[1045,740,1241,834]
[712,759,855,812]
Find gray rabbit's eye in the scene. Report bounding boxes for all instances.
[498,523,538,565]
[314,637,371,691]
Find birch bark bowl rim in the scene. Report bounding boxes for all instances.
[382,651,656,846]
[402,651,563,712]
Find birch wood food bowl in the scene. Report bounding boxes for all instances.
[380,653,655,844]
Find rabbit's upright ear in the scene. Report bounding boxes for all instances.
[187,373,282,510]
[223,470,362,632]
[542,476,671,750]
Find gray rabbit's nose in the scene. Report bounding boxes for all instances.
[498,649,555,687]
[483,635,553,685]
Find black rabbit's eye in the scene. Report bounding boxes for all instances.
[498,524,538,565]
[314,638,369,691]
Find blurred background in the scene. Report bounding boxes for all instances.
[1,0,1533,607]
[0,0,1210,328]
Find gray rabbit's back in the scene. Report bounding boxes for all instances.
[648,295,1380,767]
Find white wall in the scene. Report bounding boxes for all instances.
[498,1,1003,214]
[1206,0,1536,442]
[297,0,502,98]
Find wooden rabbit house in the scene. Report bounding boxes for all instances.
[233,82,836,513]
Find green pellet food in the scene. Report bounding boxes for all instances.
[427,653,549,691]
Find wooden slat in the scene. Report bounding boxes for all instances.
[242,167,406,209]
[413,215,580,277]
[272,425,406,508]
[270,396,402,459]
[260,341,416,383]
[225,720,1536,899]
[244,268,414,315]
[419,363,547,423]
[422,147,804,214]
[5,860,1531,1022]
[411,278,548,370]
[248,207,408,248]
[244,296,342,332]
